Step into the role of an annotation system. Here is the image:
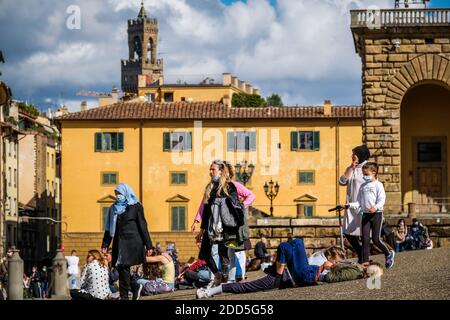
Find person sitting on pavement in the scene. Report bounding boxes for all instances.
[70,250,111,300]
[394,219,408,252]
[246,235,270,272]
[406,218,432,250]
[131,247,176,299]
[196,238,334,299]
[166,243,180,278]
[105,249,119,298]
[176,259,211,289]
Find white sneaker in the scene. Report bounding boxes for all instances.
[196,288,211,299]
[136,284,143,300]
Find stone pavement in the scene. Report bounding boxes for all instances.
[141,247,450,300]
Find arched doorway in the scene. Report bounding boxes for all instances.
[401,82,450,213]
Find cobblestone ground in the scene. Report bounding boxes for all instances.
[142,247,450,300]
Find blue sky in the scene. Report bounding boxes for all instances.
[0,0,449,112]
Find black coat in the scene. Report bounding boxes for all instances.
[102,203,152,267]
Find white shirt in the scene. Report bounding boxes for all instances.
[339,161,366,236]
[66,255,79,275]
[79,260,111,300]
[308,251,329,281]
[349,180,386,213]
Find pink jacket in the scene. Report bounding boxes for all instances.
[194,181,255,223]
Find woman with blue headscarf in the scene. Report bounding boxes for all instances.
[101,183,152,300]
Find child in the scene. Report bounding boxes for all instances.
[346,162,395,269]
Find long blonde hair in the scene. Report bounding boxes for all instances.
[203,160,232,203]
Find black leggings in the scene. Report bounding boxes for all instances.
[201,237,230,279]
[345,234,362,264]
[362,212,390,263]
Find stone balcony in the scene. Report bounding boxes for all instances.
[351,8,450,28]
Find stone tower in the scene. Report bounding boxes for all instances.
[121,0,164,93]
[351,7,450,214]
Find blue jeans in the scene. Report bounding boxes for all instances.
[68,274,78,289]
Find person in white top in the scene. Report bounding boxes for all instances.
[339,145,370,264]
[66,250,79,289]
[70,250,111,300]
[346,162,395,269]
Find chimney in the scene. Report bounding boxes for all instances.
[223,73,232,86]
[323,99,332,116]
[80,101,88,112]
[241,81,247,92]
[232,76,239,88]
[254,88,260,96]
[111,86,119,101]
[223,94,231,108]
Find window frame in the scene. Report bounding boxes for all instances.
[297,170,315,185]
[163,131,192,152]
[101,172,119,186]
[95,132,125,153]
[169,204,187,232]
[170,171,188,186]
[227,131,257,152]
[291,131,320,151]
[100,205,112,231]
[304,204,315,217]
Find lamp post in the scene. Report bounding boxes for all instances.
[264,178,280,217]
[234,160,255,186]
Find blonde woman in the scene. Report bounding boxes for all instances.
[70,250,111,300]
[195,160,245,286]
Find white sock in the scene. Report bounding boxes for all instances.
[208,285,223,296]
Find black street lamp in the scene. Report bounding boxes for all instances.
[264,178,280,217]
[234,160,255,186]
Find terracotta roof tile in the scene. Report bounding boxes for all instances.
[57,101,361,121]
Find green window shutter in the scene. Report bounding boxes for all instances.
[186,132,192,151]
[313,131,320,151]
[117,133,124,151]
[291,131,298,151]
[111,174,117,184]
[102,207,110,230]
[95,133,102,152]
[250,132,257,151]
[102,174,108,184]
[179,173,186,184]
[171,207,177,230]
[227,132,235,152]
[163,132,171,152]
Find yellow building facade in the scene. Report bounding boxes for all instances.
[58,102,361,260]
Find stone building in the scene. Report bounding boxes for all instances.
[121,0,163,94]
[351,8,450,214]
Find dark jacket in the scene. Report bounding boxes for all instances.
[102,203,152,267]
[254,241,268,259]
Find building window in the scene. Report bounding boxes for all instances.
[171,206,186,231]
[163,132,192,152]
[227,131,256,152]
[304,205,315,217]
[417,142,441,162]
[180,97,186,102]
[95,132,124,152]
[47,180,49,195]
[164,92,174,102]
[101,172,118,185]
[8,167,11,186]
[170,172,187,185]
[47,152,49,167]
[145,93,155,102]
[13,198,16,216]
[14,142,17,159]
[8,140,12,156]
[102,206,110,230]
[298,171,315,185]
[14,169,16,188]
[291,131,320,151]
[51,154,55,168]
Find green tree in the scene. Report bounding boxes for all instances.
[232,92,266,108]
[266,94,284,107]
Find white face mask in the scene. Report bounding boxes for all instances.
[213,174,221,182]
[363,175,372,182]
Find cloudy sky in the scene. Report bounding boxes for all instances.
[0,0,447,112]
